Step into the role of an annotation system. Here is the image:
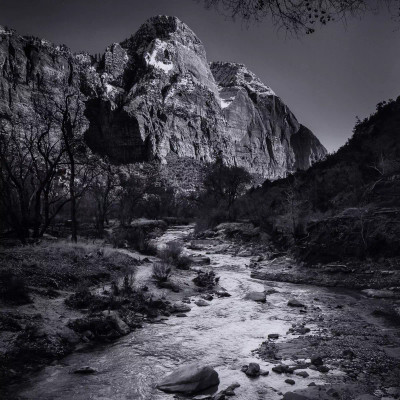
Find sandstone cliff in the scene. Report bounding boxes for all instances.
[0,16,327,180]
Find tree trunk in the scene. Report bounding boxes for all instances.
[70,158,77,243]
[32,190,42,238]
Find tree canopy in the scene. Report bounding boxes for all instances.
[198,0,400,34]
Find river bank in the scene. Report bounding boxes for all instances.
[2,224,400,399]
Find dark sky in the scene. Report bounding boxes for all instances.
[1,0,399,152]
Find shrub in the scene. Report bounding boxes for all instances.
[193,270,219,288]
[158,241,183,263]
[110,228,158,255]
[121,274,135,296]
[65,287,95,309]
[176,255,192,270]
[0,270,31,305]
[140,240,158,256]
[152,262,171,282]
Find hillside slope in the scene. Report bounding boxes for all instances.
[244,98,400,262]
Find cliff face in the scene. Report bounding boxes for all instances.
[211,62,310,179]
[0,16,327,179]
[83,16,233,165]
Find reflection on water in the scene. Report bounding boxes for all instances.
[13,226,348,399]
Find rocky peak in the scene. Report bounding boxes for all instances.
[211,62,275,97]
[122,16,203,54]
[0,15,327,181]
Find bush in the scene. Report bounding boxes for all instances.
[158,241,183,263]
[0,270,31,305]
[158,241,192,269]
[152,262,171,282]
[65,287,96,309]
[176,255,192,270]
[140,240,158,256]
[110,227,158,255]
[193,270,219,288]
[195,208,229,233]
[121,274,135,296]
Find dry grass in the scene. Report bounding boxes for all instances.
[152,262,171,282]
[0,240,138,291]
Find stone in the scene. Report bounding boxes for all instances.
[171,302,192,313]
[245,363,260,377]
[156,364,219,394]
[73,366,97,374]
[283,394,309,400]
[288,299,305,308]
[268,333,279,339]
[245,292,266,303]
[295,371,309,378]
[195,299,210,307]
[317,365,330,373]
[189,255,212,265]
[215,291,231,298]
[327,388,340,397]
[272,365,290,374]
[101,310,130,335]
[285,379,295,385]
[222,382,240,396]
[361,289,397,299]
[310,355,323,366]
[260,370,270,376]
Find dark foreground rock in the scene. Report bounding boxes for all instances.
[283,384,373,400]
[157,364,219,394]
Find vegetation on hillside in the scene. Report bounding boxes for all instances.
[238,97,400,263]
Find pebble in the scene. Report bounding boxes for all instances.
[268,333,279,339]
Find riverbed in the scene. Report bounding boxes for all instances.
[11,225,400,399]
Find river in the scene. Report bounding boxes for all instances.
[11,225,393,399]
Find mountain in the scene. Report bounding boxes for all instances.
[244,98,400,263]
[0,16,327,179]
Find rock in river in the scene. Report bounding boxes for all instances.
[243,362,261,377]
[288,299,305,308]
[310,355,324,366]
[171,302,192,313]
[245,291,267,303]
[195,299,210,307]
[157,364,219,394]
[73,366,97,374]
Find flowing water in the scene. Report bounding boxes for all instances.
[12,226,383,399]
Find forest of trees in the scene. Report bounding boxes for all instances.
[0,74,254,244]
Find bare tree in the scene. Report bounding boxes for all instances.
[90,161,121,234]
[203,157,252,219]
[0,116,34,242]
[50,87,90,242]
[198,0,399,34]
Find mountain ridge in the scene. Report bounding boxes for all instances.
[0,16,327,180]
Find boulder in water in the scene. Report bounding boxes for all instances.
[157,364,219,394]
[195,299,210,307]
[287,299,305,307]
[244,362,260,377]
[245,292,266,303]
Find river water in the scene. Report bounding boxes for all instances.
[12,226,375,400]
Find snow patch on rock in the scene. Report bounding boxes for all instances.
[145,39,174,73]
